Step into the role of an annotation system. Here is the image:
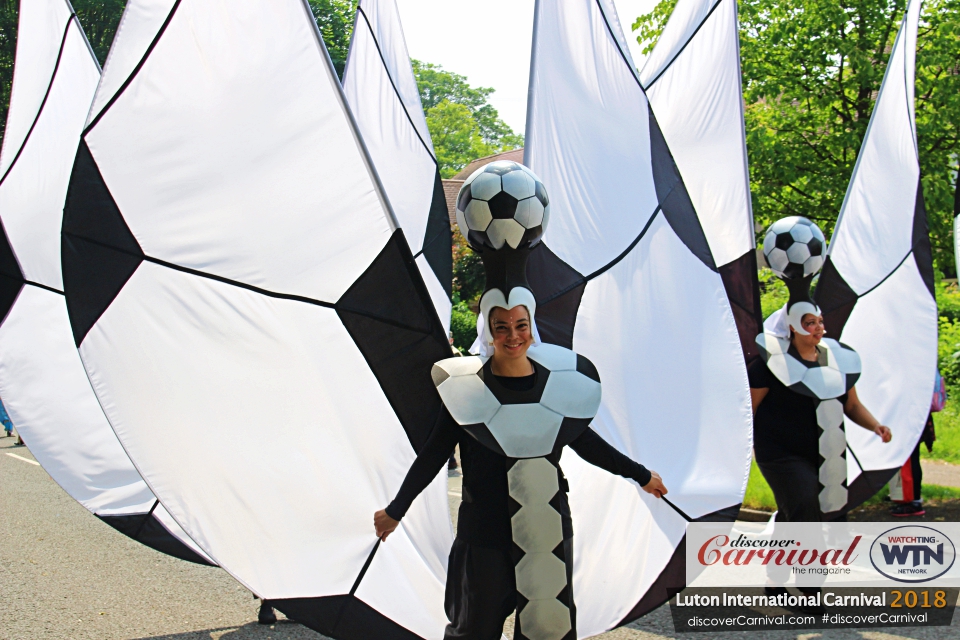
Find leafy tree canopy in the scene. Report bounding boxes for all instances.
[308,0,357,77]
[634,0,960,274]
[412,60,522,177]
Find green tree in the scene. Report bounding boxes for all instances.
[308,0,357,77]
[412,59,522,175]
[634,0,960,274]
[425,100,499,178]
[73,0,126,65]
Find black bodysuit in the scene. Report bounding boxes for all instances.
[385,374,652,548]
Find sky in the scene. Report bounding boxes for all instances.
[394,0,660,134]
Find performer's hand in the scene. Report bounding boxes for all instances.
[374,509,399,541]
[642,471,667,498]
[874,425,892,443]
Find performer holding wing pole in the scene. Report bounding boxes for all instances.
[751,217,891,523]
[374,162,666,640]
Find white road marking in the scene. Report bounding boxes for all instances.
[5,452,40,466]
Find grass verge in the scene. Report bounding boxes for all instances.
[742,459,960,512]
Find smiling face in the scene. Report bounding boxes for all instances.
[489,305,534,364]
[792,312,825,350]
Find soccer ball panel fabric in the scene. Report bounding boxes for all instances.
[62,0,454,634]
[84,2,393,304]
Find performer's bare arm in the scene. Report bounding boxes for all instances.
[751,388,768,414]
[843,386,892,443]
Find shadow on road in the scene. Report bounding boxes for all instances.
[133,619,329,639]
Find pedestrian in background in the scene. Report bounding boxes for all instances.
[888,370,945,517]
[0,395,13,438]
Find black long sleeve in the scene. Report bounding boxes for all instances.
[385,408,459,521]
[568,427,652,487]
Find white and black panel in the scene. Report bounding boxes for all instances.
[0,222,23,323]
[0,0,215,565]
[63,0,455,634]
[0,16,99,292]
[647,104,716,272]
[0,0,75,179]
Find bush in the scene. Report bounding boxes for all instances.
[936,280,960,323]
[758,268,788,320]
[451,301,478,353]
[938,316,960,387]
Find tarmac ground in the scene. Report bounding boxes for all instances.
[2,436,958,640]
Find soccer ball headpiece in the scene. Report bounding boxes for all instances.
[455,161,549,349]
[762,216,826,336]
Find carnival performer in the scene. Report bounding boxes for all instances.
[374,162,667,640]
[751,217,892,523]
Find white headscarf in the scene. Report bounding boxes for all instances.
[763,306,792,339]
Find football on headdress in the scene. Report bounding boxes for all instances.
[762,216,826,279]
[455,161,549,250]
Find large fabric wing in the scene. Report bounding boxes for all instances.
[525,0,752,633]
[61,0,453,636]
[814,0,937,510]
[342,0,452,334]
[639,0,761,363]
[0,0,210,565]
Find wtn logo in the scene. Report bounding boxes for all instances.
[870,526,956,583]
[879,542,944,567]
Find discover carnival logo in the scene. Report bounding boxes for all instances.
[869,526,956,583]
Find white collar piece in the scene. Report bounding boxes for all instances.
[755,333,861,400]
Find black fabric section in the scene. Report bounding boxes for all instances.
[0,221,24,324]
[844,466,899,516]
[475,243,535,299]
[575,354,600,383]
[911,180,936,299]
[442,538,516,640]
[61,141,144,346]
[491,372,537,393]
[749,357,847,467]
[757,456,823,522]
[336,229,450,452]
[273,595,423,640]
[544,482,575,552]
[954,163,960,217]
[784,273,816,312]
[461,422,507,458]
[482,358,547,404]
[421,171,453,298]
[719,250,763,365]
[556,417,592,451]
[96,513,211,565]
[525,242,585,348]
[814,256,859,338]
[648,105,716,271]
